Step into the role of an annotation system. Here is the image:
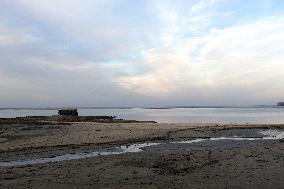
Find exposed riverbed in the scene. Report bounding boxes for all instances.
[0,129,283,167]
[1,122,284,189]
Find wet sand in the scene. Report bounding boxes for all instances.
[0,122,284,188]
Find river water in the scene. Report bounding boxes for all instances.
[1,107,284,124]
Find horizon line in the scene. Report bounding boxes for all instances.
[0,105,277,110]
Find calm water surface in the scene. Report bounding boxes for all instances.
[1,108,284,124]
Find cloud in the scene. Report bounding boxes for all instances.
[9,0,158,62]
[0,0,283,107]
[119,15,284,105]
[0,19,140,107]
[0,23,41,46]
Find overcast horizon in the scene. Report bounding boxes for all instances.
[1,0,284,107]
[0,104,279,109]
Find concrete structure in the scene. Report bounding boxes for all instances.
[58,109,78,116]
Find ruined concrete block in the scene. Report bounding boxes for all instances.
[58,109,78,116]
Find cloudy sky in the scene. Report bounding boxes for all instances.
[0,0,284,107]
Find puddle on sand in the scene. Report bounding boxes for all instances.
[174,129,284,144]
[174,137,264,144]
[0,130,283,167]
[259,129,284,139]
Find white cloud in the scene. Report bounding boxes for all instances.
[10,0,156,62]
[0,24,41,45]
[0,1,283,106]
[119,15,284,105]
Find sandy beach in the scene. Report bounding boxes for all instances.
[0,121,284,188]
[2,0,284,188]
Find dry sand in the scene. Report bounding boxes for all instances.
[0,122,223,152]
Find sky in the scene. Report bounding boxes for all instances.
[0,0,284,107]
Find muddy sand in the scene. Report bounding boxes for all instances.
[0,121,284,188]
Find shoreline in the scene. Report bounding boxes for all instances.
[1,120,284,152]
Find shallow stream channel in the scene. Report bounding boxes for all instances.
[0,129,283,167]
